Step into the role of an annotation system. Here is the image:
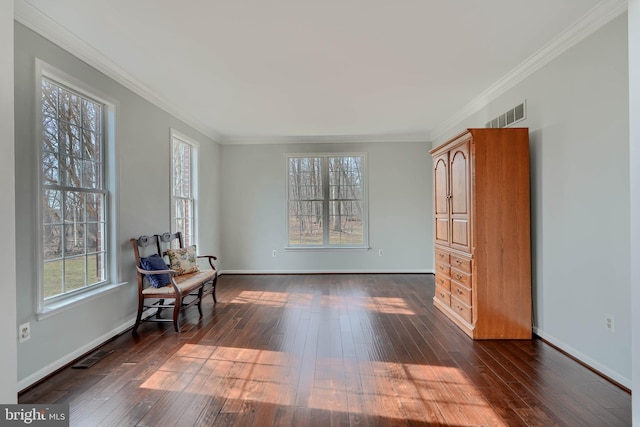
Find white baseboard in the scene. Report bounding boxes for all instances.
[533,326,631,389]
[219,269,435,275]
[17,315,142,392]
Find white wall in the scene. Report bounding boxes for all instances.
[628,0,639,422]
[13,23,221,389]
[220,141,432,273]
[433,14,631,387]
[1,2,17,403]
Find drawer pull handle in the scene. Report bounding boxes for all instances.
[455,274,462,279]
[456,289,462,295]
[439,253,445,258]
[456,260,462,265]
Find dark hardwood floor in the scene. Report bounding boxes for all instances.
[19,274,631,426]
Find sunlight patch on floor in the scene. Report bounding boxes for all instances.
[140,345,503,424]
[318,295,415,315]
[229,291,415,315]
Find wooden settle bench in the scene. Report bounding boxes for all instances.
[130,232,218,334]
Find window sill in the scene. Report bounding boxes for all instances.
[36,281,128,321]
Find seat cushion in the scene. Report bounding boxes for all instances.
[142,269,216,296]
[139,254,171,288]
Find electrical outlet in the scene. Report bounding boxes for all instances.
[378,249,384,256]
[605,314,615,333]
[19,322,30,343]
[272,249,277,257]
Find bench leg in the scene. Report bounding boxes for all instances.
[196,286,204,316]
[156,299,165,318]
[173,299,181,333]
[212,276,218,304]
[132,297,144,335]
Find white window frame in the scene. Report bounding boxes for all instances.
[35,59,121,318]
[170,130,198,247]
[286,153,369,250]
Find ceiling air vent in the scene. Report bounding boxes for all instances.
[485,101,526,128]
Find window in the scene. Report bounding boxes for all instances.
[38,69,111,307]
[171,132,197,247]
[287,154,367,248]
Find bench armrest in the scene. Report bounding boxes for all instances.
[197,255,218,270]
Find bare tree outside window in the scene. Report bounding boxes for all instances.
[41,78,107,300]
[288,155,366,247]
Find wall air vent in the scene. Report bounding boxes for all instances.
[485,101,526,128]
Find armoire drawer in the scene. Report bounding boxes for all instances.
[450,269,471,288]
[435,285,451,306]
[435,261,450,277]
[435,249,450,263]
[451,282,472,306]
[451,297,472,323]
[435,275,450,292]
[450,254,472,274]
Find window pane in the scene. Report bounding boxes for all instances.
[288,200,323,245]
[41,151,59,185]
[86,192,104,223]
[43,224,62,260]
[329,157,362,200]
[289,157,322,200]
[59,156,82,187]
[82,128,100,162]
[64,256,86,292]
[64,224,85,256]
[43,259,63,299]
[64,191,85,222]
[87,253,105,284]
[173,141,191,198]
[173,217,185,241]
[59,122,82,157]
[82,160,101,189]
[64,191,85,257]
[43,116,59,153]
[86,222,104,253]
[42,190,62,225]
[42,80,58,117]
[81,98,101,133]
[173,198,193,245]
[329,201,363,244]
[59,88,81,127]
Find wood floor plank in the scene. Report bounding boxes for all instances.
[19,274,631,426]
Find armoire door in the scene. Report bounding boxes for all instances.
[449,141,471,253]
[433,152,450,246]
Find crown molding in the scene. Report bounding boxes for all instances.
[14,0,223,143]
[15,0,627,146]
[430,0,628,142]
[220,132,431,145]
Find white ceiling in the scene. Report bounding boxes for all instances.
[15,0,626,143]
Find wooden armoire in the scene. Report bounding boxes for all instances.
[430,128,532,339]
